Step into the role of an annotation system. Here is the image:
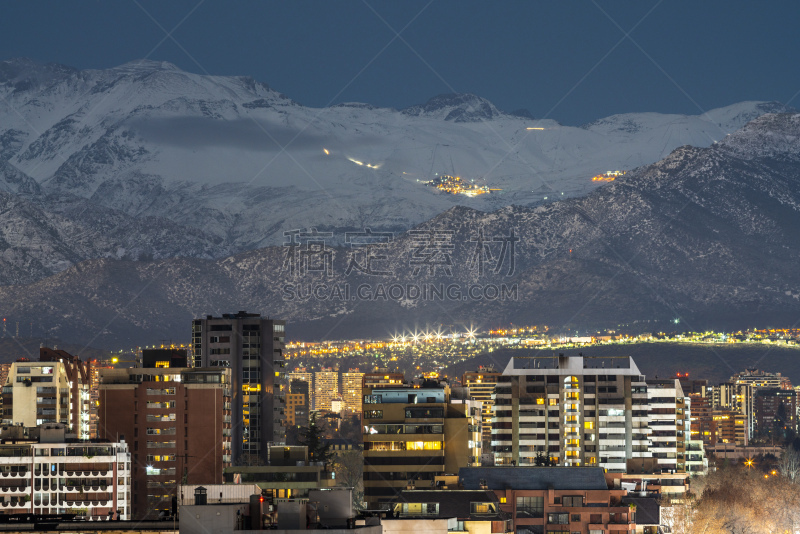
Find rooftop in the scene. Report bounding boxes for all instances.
[459,467,610,491]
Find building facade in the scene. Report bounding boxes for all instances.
[492,356,653,471]
[2,357,90,438]
[0,429,131,519]
[192,311,287,460]
[315,369,339,412]
[645,379,688,473]
[361,382,481,508]
[462,367,501,445]
[460,467,633,534]
[98,367,232,520]
[342,370,365,413]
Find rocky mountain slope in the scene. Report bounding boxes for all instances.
[2,113,799,347]
[0,58,792,285]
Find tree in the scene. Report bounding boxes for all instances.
[329,449,365,511]
[779,447,800,483]
[533,452,556,467]
[300,412,331,465]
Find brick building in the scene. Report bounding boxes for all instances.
[98,367,232,519]
[459,467,634,534]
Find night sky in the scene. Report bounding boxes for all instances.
[2,1,798,125]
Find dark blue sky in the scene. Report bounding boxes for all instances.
[2,1,798,125]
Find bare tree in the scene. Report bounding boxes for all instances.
[779,447,800,483]
[329,449,365,511]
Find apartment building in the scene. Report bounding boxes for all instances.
[342,370,365,413]
[459,467,632,534]
[315,368,339,412]
[709,382,754,441]
[0,425,131,519]
[2,357,90,438]
[363,371,405,390]
[462,367,501,445]
[755,388,797,436]
[39,348,93,439]
[646,379,688,473]
[361,381,481,508]
[733,369,792,390]
[491,355,652,471]
[192,311,287,460]
[98,367,232,520]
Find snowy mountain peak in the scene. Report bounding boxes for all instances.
[402,93,504,122]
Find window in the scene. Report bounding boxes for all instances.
[516,496,544,518]
[364,410,383,419]
[471,502,498,514]
[549,399,557,406]
[394,502,439,516]
[571,515,581,522]
[364,395,383,404]
[146,401,176,409]
[17,367,30,374]
[563,496,583,507]
[547,513,569,524]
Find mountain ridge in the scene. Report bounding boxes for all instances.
[1,112,799,346]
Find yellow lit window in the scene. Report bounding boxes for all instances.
[549,399,557,406]
[588,457,597,465]
[585,421,594,430]
[406,441,442,451]
[500,497,507,504]
[536,398,545,405]
[566,416,578,423]
[567,439,580,446]
[566,450,579,457]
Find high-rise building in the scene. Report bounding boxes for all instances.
[192,311,287,461]
[361,380,481,508]
[341,370,365,413]
[1,353,91,438]
[462,367,501,445]
[646,379,689,473]
[733,369,792,390]
[709,382,754,441]
[492,355,653,471]
[754,388,797,437]
[98,366,232,520]
[491,355,699,474]
[39,348,92,439]
[315,368,339,412]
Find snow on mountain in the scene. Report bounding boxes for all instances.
[2,111,800,346]
[0,58,795,286]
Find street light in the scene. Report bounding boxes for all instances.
[745,458,754,470]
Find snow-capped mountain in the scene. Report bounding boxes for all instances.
[0,58,794,286]
[2,112,799,347]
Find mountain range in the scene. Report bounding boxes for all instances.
[0,58,793,289]
[0,101,798,345]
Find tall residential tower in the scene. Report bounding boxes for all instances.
[192,312,287,462]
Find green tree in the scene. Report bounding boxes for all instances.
[300,412,332,465]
